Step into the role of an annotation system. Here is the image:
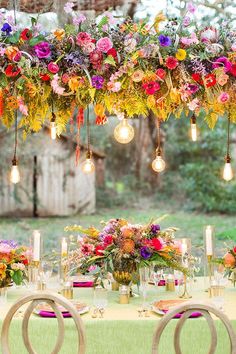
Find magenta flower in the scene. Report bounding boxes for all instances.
[34,42,51,58]
[76,32,92,46]
[92,75,104,89]
[217,92,230,103]
[48,62,59,74]
[212,57,232,73]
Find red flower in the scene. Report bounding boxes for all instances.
[96,115,108,125]
[165,56,178,70]
[151,238,163,251]
[204,73,216,87]
[103,235,113,247]
[95,245,105,256]
[233,247,236,254]
[191,73,203,85]
[107,48,117,58]
[142,81,160,95]
[39,73,51,81]
[5,65,21,77]
[20,28,32,41]
[89,50,103,69]
[230,64,236,77]
[20,256,29,265]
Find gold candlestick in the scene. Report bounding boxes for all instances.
[179,274,192,299]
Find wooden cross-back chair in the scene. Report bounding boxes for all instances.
[152,302,236,354]
[1,291,86,354]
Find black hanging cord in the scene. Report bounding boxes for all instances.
[157,118,161,152]
[86,107,91,155]
[226,113,231,158]
[13,111,18,163]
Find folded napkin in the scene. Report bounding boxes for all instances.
[73,281,94,287]
[158,279,180,286]
[38,311,72,318]
[162,309,202,319]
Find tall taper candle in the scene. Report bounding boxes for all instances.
[32,230,41,262]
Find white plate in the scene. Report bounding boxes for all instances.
[151,306,165,316]
[34,306,90,316]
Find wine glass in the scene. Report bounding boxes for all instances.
[93,285,108,317]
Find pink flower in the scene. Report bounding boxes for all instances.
[200,27,218,44]
[165,56,178,70]
[96,37,113,53]
[217,74,229,86]
[212,57,232,73]
[76,32,92,46]
[142,81,160,95]
[48,62,59,74]
[217,92,230,103]
[183,16,191,27]
[82,41,95,54]
[72,14,86,25]
[107,81,121,92]
[51,74,65,95]
[181,33,199,46]
[156,68,166,81]
[34,42,51,58]
[231,43,236,52]
[64,1,74,14]
[187,98,200,111]
[187,2,196,13]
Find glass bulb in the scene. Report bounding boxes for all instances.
[82,158,95,174]
[10,164,20,184]
[223,162,233,181]
[191,122,197,141]
[50,121,57,140]
[152,155,166,173]
[114,118,134,144]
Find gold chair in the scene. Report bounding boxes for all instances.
[1,291,86,354]
[152,302,236,354]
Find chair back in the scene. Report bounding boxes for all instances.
[152,302,236,354]
[1,291,86,354]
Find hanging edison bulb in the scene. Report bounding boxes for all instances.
[81,152,95,174]
[50,113,57,140]
[152,150,166,173]
[190,115,197,142]
[114,118,134,144]
[223,155,233,181]
[10,159,20,184]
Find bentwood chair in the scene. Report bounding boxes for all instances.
[1,291,86,354]
[152,302,236,354]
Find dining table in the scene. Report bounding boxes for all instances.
[0,277,235,354]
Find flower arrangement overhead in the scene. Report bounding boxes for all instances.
[65,218,187,285]
[217,246,236,286]
[0,240,29,288]
[1,2,236,138]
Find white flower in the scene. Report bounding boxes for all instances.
[187,98,200,111]
[124,37,137,52]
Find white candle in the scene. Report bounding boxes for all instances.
[205,225,213,256]
[33,230,41,261]
[181,241,188,255]
[61,237,68,257]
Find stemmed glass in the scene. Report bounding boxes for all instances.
[139,267,150,310]
[93,285,108,318]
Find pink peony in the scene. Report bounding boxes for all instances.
[82,41,95,54]
[96,37,113,53]
[165,56,178,70]
[48,62,59,74]
[76,32,92,46]
[217,92,230,103]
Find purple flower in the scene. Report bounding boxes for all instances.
[103,224,115,234]
[1,23,12,34]
[187,84,199,94]
[212,57,232,73]
[187,2,196,14]
[140,246,152,259]
[0,240,18,248]
[150,224,160,234]
[34,42,51,59]
[92,75,104,89]
[158,35,172,47]
[183,16,191,27]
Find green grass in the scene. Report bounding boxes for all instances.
[0,205,235,253]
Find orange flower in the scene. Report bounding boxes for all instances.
[223,253,236,268]
[94,103,105,116]
[53,29,65,41]
[131,70,144,82]
[5,46,19,61]
[122,239,135,253]
[0,263,7,280]
[68,77,79,92]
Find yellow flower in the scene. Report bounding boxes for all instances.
[175,49,187,61]
[53,29,65,41]
[153,12,166,33]
[0,263,7,280]
[147,95,156,108]
[94,104,105,116]
[68,77,79,92]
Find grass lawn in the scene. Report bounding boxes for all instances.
[0,205,235,254]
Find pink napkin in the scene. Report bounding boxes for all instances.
[73,281,94,288]
[162,310,202,319]
[38,311,72,318]
[158,280,181,286]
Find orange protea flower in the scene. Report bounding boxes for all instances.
[121,226,134,238]
[53,29,65,41]
[122,239,135,253]
[5,46,19,61]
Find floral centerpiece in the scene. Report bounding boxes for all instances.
[0,3,236,135]
[0,240,29,288]
[217,246,236,285]
[65,218,187,286]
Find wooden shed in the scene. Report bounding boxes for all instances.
[0,127,105,217]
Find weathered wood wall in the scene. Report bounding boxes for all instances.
[0,130,97,216]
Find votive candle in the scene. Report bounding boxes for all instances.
[61,237,68,257]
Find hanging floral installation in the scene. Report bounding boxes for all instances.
[1,2,236,137]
